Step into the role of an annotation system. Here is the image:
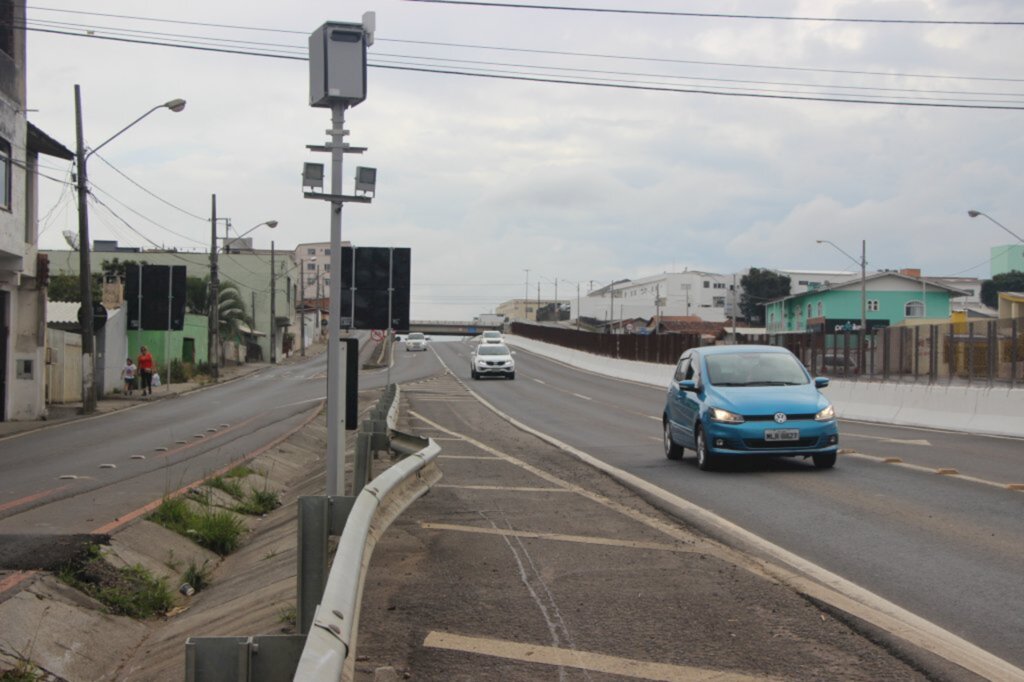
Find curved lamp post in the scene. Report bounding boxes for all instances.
[209,219,277,381]
[76,87,186,413]
[816,239,867,369]
[967,210,1024,244]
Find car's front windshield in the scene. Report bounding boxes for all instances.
[408,333,424,341]
[478,345,510,356]
[705,352,808,386]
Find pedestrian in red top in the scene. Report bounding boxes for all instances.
[137,345,155,396]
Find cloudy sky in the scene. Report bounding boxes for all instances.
[25,0,1024,319]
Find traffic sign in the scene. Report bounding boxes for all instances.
[371,329,385,341]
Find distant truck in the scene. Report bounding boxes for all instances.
[473,314,507,328]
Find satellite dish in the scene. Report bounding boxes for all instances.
[62,230,80,251]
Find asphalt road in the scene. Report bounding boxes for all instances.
[432,339,1024,670]
[0,338,442,536]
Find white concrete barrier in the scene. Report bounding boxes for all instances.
[505,335,1024,439]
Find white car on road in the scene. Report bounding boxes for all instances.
[479,330,504,345]
[471,344,515,380]
[405,332,428,351]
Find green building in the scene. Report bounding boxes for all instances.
[764,272,970,334]
[991,244,1024,277]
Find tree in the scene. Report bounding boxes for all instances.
[740,268,791,323]
[47,273,101,303]
[980,270,1024,308]
[186,276,209,314]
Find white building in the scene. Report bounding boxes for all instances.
[576,271,736,324]
[1,2,76,421]
[295,241,350,302]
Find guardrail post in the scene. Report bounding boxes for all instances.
[354,431,372,495]
[297,496,330,635]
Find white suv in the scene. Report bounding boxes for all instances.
[405,332,427,351]
[470,344,515,380]
[480,330,504,344]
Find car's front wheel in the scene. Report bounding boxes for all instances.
[813,451,837,469]
[664,420,683,460]
[695,426,717,471]
[471,369,479,380]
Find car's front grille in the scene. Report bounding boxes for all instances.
[744,414,816,422]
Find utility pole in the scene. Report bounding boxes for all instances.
[860,239,867,371]
[270,241,277,363]
[732,274,738,343]
[74,85,97,413]
[299,257,306,357]
[537,282,541,321]
[208,194,219,381]
[523,268,530,321]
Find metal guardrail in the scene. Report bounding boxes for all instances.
[185,384,441,682]
[292,435,441,680]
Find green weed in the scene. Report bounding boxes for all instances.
[59,548,173,619]
[182,559,213,592]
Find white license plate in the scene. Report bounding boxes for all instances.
[764,429,800,441]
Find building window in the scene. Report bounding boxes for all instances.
[714,282,725,289]
[817,302,823,316]
[324,278,330,288]
[713,296,726,307]
[307,248,315,255]
[905,300,924,318]
[798,280,808,286]
[703,281,710,288]
[324,248,331,255]
[680,283,691,290]
[324,264,330,272]
[807,303,812,318]
[306,263,316,271]
[867,299,880,312]
[0,138,10,211]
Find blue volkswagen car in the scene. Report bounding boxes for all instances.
[663,345,839,470]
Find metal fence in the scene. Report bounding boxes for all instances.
[510,322,699,365]
[513,318,1024,388]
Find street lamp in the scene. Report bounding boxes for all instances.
[967,210,1024,244]
[208,218,276,381]
[561,279,582,330]
[75,86,185,413]
[816,238,867,368]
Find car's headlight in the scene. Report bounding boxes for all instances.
[710,408,744,423]
[815,404,835,421]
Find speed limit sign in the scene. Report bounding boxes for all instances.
[371,329,385,341]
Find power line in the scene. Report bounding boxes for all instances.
[92,152,208,221]
[23,9,1024,83]
[402,1,1024,26]
[21,25,1024,110]
[88,180,206,247]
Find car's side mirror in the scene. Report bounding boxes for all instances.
[678,379,697,392]
[814,377,830,389]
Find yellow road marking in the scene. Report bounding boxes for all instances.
[435,484,572,492]
[422,631,778,681]
[422,522,693,553]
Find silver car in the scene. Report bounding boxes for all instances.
[470,344,515,380]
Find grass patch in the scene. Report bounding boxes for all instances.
[148,497,246,556]
[0,662,42,682]
[235,488,281,516]
[59,546,173,619]
[278,605,296,628]
[206,476,246,500]
[225,465,256,479]
[182,559,213,592]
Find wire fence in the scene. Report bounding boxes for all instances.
[513,318,1024,388]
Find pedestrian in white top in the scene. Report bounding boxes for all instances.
[122,358,137,396]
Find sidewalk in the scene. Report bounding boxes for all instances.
[0,342,329,440]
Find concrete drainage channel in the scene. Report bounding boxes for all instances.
[0,385,442,682]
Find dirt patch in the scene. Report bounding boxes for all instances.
[0,534,109,571]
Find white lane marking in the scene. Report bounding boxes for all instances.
[842,451,1020,492]
[422,522,693,552]
[423,632,777,682]
[844,432,931,446]
[414,393,1024,680]
[434,485,572,493]
[533,378,547,385]
[572,393,592,401]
